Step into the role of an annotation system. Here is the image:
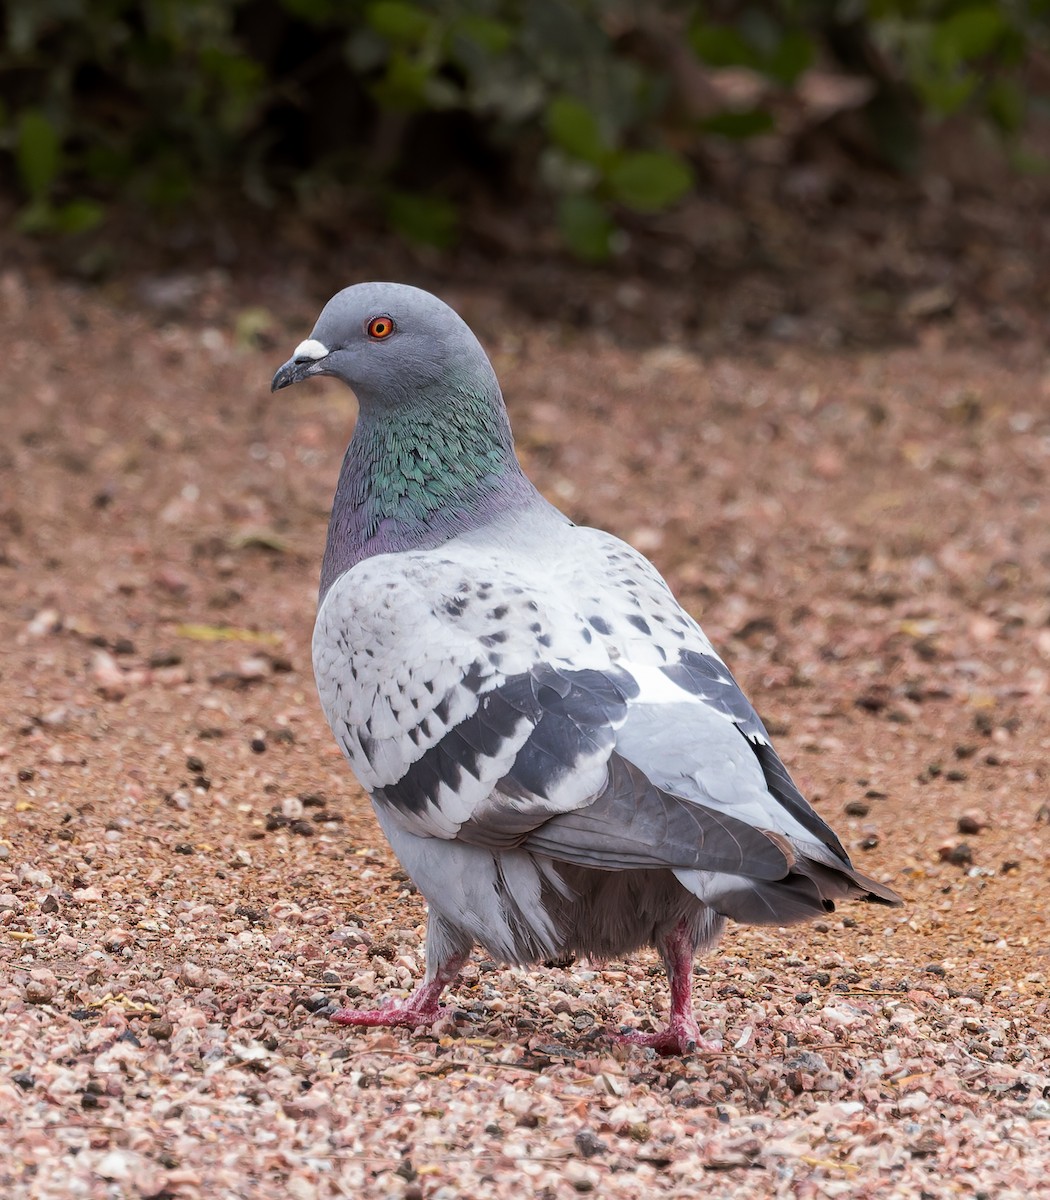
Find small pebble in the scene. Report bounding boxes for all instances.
[574,1130,608,1158]
[565,1161,600,1193]
[785,1050,830,1073]
[939,842,974,867]
[180,961,205,986]
[957,808,989,835]
[24,979,56,1005]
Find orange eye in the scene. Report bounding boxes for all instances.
[367,315,395,340]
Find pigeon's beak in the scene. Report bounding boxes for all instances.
[271,338,331,393]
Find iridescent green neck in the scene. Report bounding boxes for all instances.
[319,379,536,596]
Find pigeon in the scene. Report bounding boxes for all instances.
[272,282,902,1054]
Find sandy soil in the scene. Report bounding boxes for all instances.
[0,261,1048,1198]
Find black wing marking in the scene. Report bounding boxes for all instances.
[661,649,849,860]
[373,664,639,830]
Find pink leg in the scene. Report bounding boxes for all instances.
[331,947,469,1030]
[615,921,720,1055]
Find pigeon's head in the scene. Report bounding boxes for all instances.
[271,282,497,408]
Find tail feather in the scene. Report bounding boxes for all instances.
[675,854,903,927]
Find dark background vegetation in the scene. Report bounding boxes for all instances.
[3,0,1050,342]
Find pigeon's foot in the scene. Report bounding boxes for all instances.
[330,996,446,1030]
[331,949,467,1031]
[614,1014,720,1056]
[331,976,447,1029]
[612,919,722,1055]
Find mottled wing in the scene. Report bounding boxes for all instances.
[558,529,901,912]
[313,544,793,879]
[314,547,622,836]
[567,529,849,856]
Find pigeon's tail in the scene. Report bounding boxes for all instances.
[674,852,902,928]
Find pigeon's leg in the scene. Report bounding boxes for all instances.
[615,920,721,1055]
[329,951,467,1028]
[331,913,472,1030]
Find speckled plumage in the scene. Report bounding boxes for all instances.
[273,282,902,1053]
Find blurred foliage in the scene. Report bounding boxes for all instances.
[0,1,1048,257]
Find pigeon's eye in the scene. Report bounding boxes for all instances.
[367,315,396,340]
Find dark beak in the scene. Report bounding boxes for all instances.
[271,355,325,393]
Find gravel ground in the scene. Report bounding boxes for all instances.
[1,265,1048,1198]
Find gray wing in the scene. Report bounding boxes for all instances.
[389,661,792,879]
[658,648,850,861]
[313,548,793,880]
[314,535,900,918]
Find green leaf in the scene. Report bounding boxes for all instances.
[200,49,263,91]
[53,199,104,235]
[454,15,513,55]
[931,6,1008,68]
[386,190,458,248]
[700,108,775,139]
[545,97,609,166]
[200,49,264,132]
[16,196,102,238]
[915,72,977,116]
[691,16,813,87]
[367,1,433,45]
[557,194,615,262]
[372,51,433,111]
[765,30,814,86]
[986,78,1024,133]
[16,109,61,202]
[606,150,693,213]
[690,23,759,69]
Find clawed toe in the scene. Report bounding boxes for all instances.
[613,1018,720,1056]
[329,967,461,1031]
[330,999,445,1029]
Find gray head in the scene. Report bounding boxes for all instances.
[271,282,499,408]
[273,282,539,594]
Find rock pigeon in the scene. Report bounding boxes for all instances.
[272,282,902,1054]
